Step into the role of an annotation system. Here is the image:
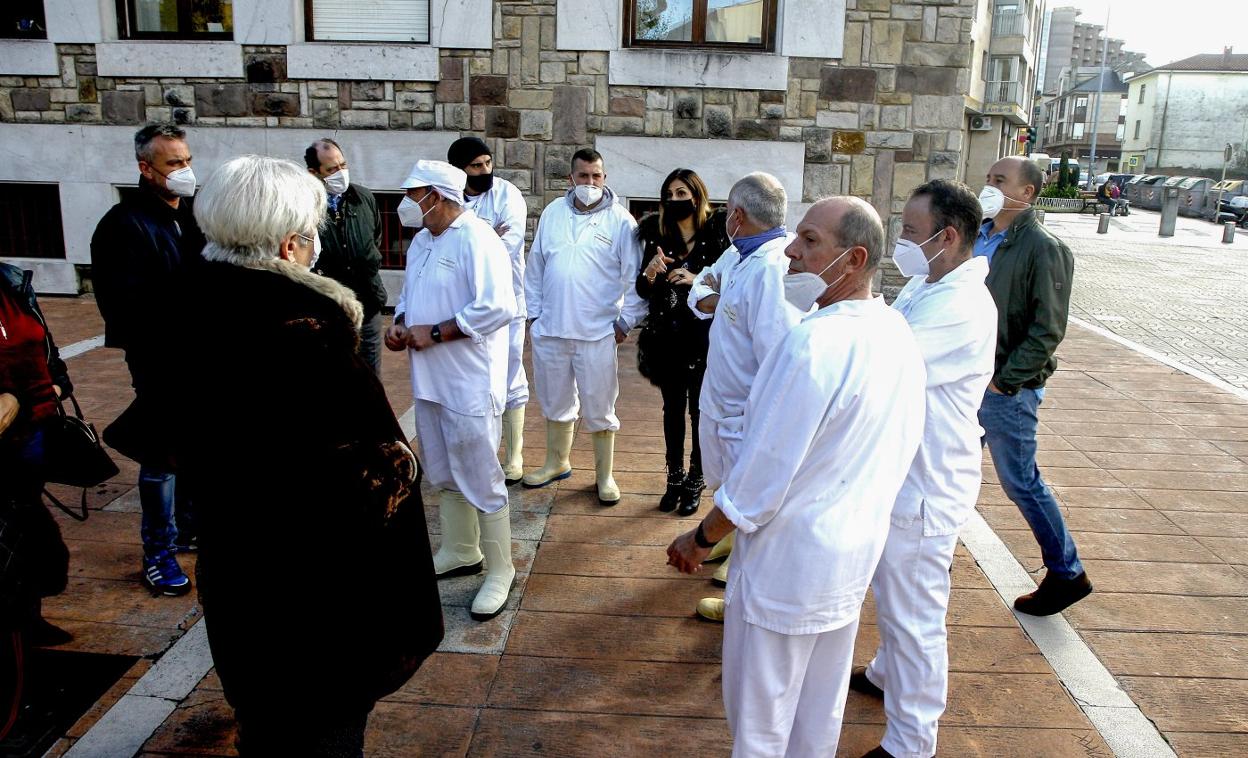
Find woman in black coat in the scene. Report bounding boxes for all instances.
[156,155,442,757]
[0,262,74,739]
[635,169,730,516]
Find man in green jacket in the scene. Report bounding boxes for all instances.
[973,156,1092,616]
[306,138,389,375]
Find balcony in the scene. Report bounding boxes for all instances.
[985,81,1021,105]
[992,10,1029,38]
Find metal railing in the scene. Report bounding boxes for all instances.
[992,10,1028,37]
[985,81,1022,105]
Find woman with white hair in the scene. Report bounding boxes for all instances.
[154,155,442,757]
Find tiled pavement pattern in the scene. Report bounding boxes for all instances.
[1047,209,1248,393]
[27,273,1244,755]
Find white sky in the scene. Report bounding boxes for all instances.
[1050,0,1247,68]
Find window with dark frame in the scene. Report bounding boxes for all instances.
[0,184,66,260]
[1,0,47,39]
[375,193,417,270]
[116,0,233,40]
[305,0,430,43]
[625,0,777,51]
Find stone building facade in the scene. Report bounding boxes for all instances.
[0,0,978,297]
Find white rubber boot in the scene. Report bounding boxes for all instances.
[432,491,484,578]
[501,405,526,485]
[470,506,516,621]
[521,420,574,488]
[592,430,620,505]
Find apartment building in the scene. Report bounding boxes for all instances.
[0,0,979,297]
[1038,67,1128,175]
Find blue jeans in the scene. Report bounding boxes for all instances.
[139,466,194,556]
[979,388,1084,579]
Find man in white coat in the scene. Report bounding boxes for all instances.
[522,148,647,504]
[384,160,517,621]
[685,172,803,620]
[851,180,997,758]
[668,196,926,758]
[447,137,531,484]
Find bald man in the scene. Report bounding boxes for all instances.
[667,197,926,757]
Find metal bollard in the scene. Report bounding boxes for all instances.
[1097,214,1110,234]
[1035,208,1046,225]
[1225,222,1236,244]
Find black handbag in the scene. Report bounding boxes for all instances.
[40,394,119,521]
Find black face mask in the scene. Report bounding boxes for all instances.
[662,198,695,221]
[466,172,494,193]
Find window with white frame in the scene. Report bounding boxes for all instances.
[118,0,233,40]
[1115,123,1125,140]
[306,0,430,43]
[1072,122,1085,139]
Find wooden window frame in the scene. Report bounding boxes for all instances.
[623,0,778,53]
[303,0,431,44]
[116,0,234,40]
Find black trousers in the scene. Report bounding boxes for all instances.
[658,366,705,475]
[236,710,369,758]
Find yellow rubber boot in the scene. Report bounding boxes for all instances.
[592,430,620,505]
[705,531,734,563]
[432,491,484,578]
[471,506,516,621]
[712,555,730,587]
[501,405,525,485]
[696,597,725,622]
[522,420,575,488]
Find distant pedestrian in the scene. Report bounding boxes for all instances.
[976,156,1091,615]
[635,168,729,515]
[164,155,443,757]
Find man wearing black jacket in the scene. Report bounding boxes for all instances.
[305,138,388,375]
[975,155,1091,616]
[91,123,204,596]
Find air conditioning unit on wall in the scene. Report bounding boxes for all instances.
[970,115,993,131]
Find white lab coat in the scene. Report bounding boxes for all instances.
[464,177,530,408]
[395,210,515,417]
[688,236,802,489]
[525,189,647,341]
[716,296,925,758]
[863,256,998,758]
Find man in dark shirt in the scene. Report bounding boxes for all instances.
[305,138,387,375]
[91,123,204,597]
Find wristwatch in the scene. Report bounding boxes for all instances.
[694,522,715,549]
[430,323,442,343]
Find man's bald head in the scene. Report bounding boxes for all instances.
[988,156,1044,202]
[807,196,885,270]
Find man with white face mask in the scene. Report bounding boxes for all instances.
[385,160,517,621]
[668,196,925,758]
[974,156,1090,617]
[685,172,802,622]
[522,148,647,504]
[91,123,206,597]
[850,180,997,758]
[304,138,387,375]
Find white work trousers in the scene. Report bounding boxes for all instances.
[506,317,529,410]
[412,399,508,514]
[722,599,860,758]
[530,332,619,432]
[864,517,960,758]
[699,413,744,492]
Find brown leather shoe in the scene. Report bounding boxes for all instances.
[848,666,884,699]
[1014,570,1093,616]
[860,747,897,758]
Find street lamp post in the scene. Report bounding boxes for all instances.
[1215,143,1232,222]
[1086,10,1111,189]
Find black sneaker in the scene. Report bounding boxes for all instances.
[658,469,684,512]
[173,534,199,553]
[849,666,884,698]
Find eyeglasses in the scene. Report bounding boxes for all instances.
[296,233,316,246]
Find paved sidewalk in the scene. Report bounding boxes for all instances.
[25,288,1243,756]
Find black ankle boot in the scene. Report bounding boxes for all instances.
[677,471,705,516]
[659,468,685,512]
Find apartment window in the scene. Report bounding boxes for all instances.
[306,0,430,43]
[1118,96,1128,119]
[0,184,66,260]
[1072,122,1085,139]
[1138,84,1145,104]
[117,0,233,40]
[1,0,47,39]
[375,193,416,269]
[1133,120,1141,139]
[625,0,778,51]
[1115,123,1125,140]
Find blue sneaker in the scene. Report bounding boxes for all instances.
[143,550,192,596]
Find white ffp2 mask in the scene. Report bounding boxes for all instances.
[892,229,945,278]
[573,184,604,207]
[397,194,434,228]
[324,168,349,196]
[783,247,852,311]
[164,167,196,197]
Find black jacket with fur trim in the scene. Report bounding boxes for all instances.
[158,258,442,721]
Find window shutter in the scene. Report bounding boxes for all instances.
[312,0,429,43]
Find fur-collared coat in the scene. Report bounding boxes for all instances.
[160,257,442,723]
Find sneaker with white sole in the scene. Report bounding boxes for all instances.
[143,550,192,596]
